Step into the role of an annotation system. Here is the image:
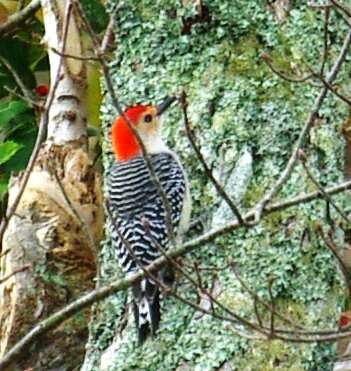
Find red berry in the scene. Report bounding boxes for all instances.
[35,84,49,97]
[339,313,351,328]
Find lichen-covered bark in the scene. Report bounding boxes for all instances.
[334,112,351,370]
[83,1,349,370]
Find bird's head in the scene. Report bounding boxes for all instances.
[111,96,176,162]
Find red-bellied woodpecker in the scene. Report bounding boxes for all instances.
[107,97,191,344]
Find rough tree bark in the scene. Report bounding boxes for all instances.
[334,111,351,371]
[0,1,103,370]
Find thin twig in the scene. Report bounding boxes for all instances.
[109,197,301,341]
[193,262,203,289]
[253,29,351,223]
[310,70,351,106]
[100,3,124,54]
[2,180,351,367]
[180,91,245,225]
[0,1,74,252]
[73,0,177,247]
[231,263,305,330]
[318,227,351,296]
[0,264,30,285]
[0,56,37,106]
[182,179,351,262]
[301,159,351,223]
[141,217,205,296]
[253,298,263,328]
[330,0,351,18]
[3,86,40,108]
[268,277,275,338]
[0,0,41,34]
[100,19,116,54]
[50,47,100,62]
[320,7,330,75]
[225,323,266,340]
[50,164,98,265]
[0,247,11,259]
[261,53,313,83]
[143,219,304,339]
[308,2,333,10]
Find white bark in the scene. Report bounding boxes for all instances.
[42,0,87,144]
[0,1,103,369]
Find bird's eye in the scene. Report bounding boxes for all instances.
[144,114,153,123]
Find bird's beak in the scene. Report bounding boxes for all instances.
[156,96,177,116]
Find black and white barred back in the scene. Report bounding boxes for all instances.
[107,152,187,343]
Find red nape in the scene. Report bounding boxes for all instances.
[111,105,150,161]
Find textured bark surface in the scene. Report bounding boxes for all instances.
[267,0,291,23]
[334,112,351,370]
[0,0,103,369]
[0,143,103,370]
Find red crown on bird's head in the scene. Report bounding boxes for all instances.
[111,97,176,162]
[111,105,152,162]
[122,105,150,124]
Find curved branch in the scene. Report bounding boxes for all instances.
[253,29,351,222]
[1,179,351,369]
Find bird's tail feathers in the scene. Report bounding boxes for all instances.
[132,279,160,344]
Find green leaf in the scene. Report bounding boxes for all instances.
[0,141,22,165]
[80,0,108,33]
[0,66,16,97]
[0,38,37,98]
[2,126,36,173]
[0,100,29,127]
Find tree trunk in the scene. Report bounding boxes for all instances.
[0,1,103,369]
[334,111,351,371]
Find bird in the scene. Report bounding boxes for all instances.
[106,96,191,344]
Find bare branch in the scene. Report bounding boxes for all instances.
[0,0,41,35]
[0,264,30,285]
[253,29,351,223]
[0,56,37,106]
[310,70,351,106]
[180,91,245,225]
[318,227,351,296]
[261,53,313,83]
[0,1,74,252]
[308,2,333,10]
[225,323,266,340]
[0,247,11,259]
[2,1,351,364]
[1,178,350,366]
[100,3,125,54]
[300,157,351,223]
[268,277,275,338]
[50,47,100,62]
[73,0,177,247]
[320,7,330,75]
[50,164,98,265]
[253,298,264,328]
[3,86,40,108]
[330,0,351,18]
[231,263,305,330]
